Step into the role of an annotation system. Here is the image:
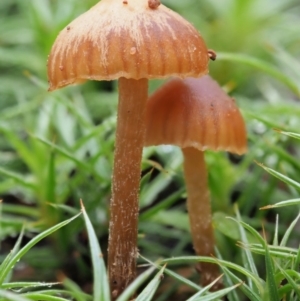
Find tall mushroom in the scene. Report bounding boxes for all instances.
[47,0,210,297]
[145,76,247,288]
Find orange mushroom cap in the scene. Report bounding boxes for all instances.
[48,0,209,91]
[145,76,247,155]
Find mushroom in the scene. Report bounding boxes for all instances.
[47,0,211,297]
[145,76,247,288]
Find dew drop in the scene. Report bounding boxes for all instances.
[130,47,136,55]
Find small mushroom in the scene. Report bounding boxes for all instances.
[47,0,210,297]
[145,76,247,288]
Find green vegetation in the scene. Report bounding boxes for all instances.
[0,0,300,300]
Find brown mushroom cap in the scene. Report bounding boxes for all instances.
[145,76,247,155]
[48,0,209,91]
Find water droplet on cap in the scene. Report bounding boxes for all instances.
[130,47,136,55]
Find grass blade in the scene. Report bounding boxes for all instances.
[1,282,60,290]
[0,227,24,283]
[234,205,259,277]
[227,218,279,301]
[186,274,223,301]
[275,130,300,141]
[20,293,70,301]
[140,189,184,221]
[0,166,36,189]
[191,283,240,301]
[217,52,300,96]
[1,204,39,218]
[256,162,300,191]
[135,265,166,301]
[0,126,39,173]
[294,246,300,271]
[46,150,56,204]
[23,289,91,300]
[139,255,201,291]
[215,249,240,301]
[80,200,110,301]
[0,290,31,301]
[280,213,300,247]
[260,199,300,210]
[32,135,104,182]
[161,256,264,293]
[0,213,81,285]
[220,266,260,301]
[62,277,88,301]
[117,267,156,301]
[276,266,300,299]
[243,244,297,259]
[264,243,280,301]
[164,268,201,291]
[273,215,279,247]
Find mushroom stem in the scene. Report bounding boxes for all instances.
[182,147,221,288]
[108,77,148,298]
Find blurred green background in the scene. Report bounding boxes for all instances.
[0,0,300,299]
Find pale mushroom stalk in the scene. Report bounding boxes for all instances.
[182,147,220,286]
[109,78,148,295]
